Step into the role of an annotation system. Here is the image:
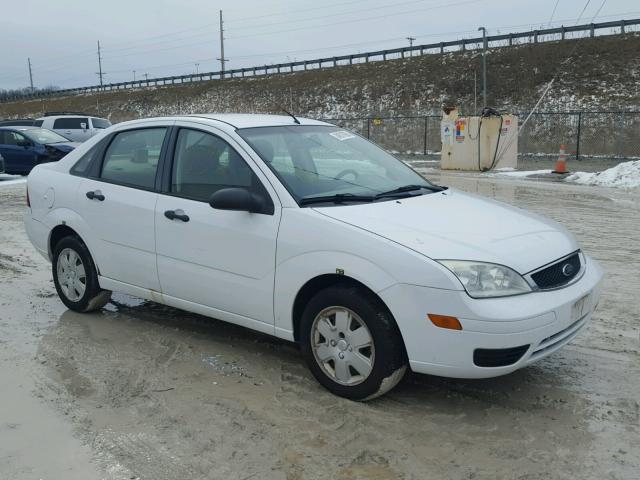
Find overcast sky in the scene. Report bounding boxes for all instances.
[0,0,638,90]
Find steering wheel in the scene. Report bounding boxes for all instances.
[335,168,359,181]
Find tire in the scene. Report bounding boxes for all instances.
[300,285,407,401]
[52,235,111,313]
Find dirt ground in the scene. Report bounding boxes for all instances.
[1,172,638,480]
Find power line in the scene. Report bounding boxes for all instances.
[548,0,560,27]
[228,0,441,32]
[1,8,636,87]
[228,0,490,40]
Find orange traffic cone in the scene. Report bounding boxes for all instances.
[553,144,569,174]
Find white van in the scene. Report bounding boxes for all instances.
[36,114,112,142]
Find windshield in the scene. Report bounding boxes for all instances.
[237,125,436,204]
[23,128,69,144]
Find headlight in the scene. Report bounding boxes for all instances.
[437,260,532,298]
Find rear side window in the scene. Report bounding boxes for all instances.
[71,137,110,177]
[53,117,88,129]
[100,128,166,189]
[33,120,43,127]
[91,118,111,129]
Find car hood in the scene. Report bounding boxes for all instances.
[313,189,578,274]
[45,142,79,151]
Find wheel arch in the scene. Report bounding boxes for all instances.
[291,274,402,347]
[47,221,101,276]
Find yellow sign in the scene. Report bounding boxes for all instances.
[372,118,382,126]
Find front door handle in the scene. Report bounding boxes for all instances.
[164,209,190,222]
[86,190,105,201]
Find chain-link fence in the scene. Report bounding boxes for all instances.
[325,112,640,162]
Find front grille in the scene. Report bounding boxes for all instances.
[473,345,530,367]
[531,252,581,289]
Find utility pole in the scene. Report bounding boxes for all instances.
[133,70,136,82]
[96,40,104,88]
[217,10,228,78]
[406,36,416,47]
[478,27,487,107]
[144,73,149,83]
[27,58,34,91]
[474,70,477,113]
[195,63,200,75]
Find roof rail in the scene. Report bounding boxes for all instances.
[43,111,93,117]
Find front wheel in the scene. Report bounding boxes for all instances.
[300,286,407,401]
[52,236,111,312]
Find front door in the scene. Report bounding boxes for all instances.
[76,126,169,291]
[155,125,280,328]
[0,130,37,174]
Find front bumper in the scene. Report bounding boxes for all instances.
[379,255,604,378]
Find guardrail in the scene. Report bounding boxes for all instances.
[1,18,639,103]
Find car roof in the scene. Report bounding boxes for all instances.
[0,126,39,131]
[189,113,330,129]
[146,113,331,129]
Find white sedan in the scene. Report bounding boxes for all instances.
[24,114,603,400]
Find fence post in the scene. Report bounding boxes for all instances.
[366,118,371,139]
[621,19,626,34]
[423,117,428,155]
[576,112,582,161]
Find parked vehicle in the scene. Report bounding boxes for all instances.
[0,152,5,173]
[36,113,112,142]
[0,126,78,175]
[24,114,603,400]
[0,118,39,127]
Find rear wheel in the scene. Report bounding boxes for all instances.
[300,285,407,401]
[52,236,111,312]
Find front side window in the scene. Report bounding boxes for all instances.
[170,128,261,202]
[1,130,28,146]
[53,117,89,129]
[237,125,437,203]
[100,128,166,189]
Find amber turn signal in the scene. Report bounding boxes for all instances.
[428,314,462,330]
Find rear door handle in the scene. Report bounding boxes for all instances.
[164,209,189,222]
[86,190,105,201]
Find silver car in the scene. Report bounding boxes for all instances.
[36,114,112,142]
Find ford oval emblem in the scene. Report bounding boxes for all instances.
[561,263,575,277]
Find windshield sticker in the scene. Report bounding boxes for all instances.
[329,130,356,141]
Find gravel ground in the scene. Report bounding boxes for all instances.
[0,172,638,480]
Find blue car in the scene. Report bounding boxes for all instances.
[0,126,79,175]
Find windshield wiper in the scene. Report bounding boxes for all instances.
[299,193,375,206]
[374,184,444,199]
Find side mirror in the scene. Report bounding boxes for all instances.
[209,187,272,214]
[17,140,31,148]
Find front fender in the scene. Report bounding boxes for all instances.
[273,250,398,339]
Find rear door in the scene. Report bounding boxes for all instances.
[76,124,170,291]
[52,117,91,142]
[154,124,281,329]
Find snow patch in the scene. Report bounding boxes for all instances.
[0,175,26,187]
[492,169,552,177]
[566,160,640,189]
